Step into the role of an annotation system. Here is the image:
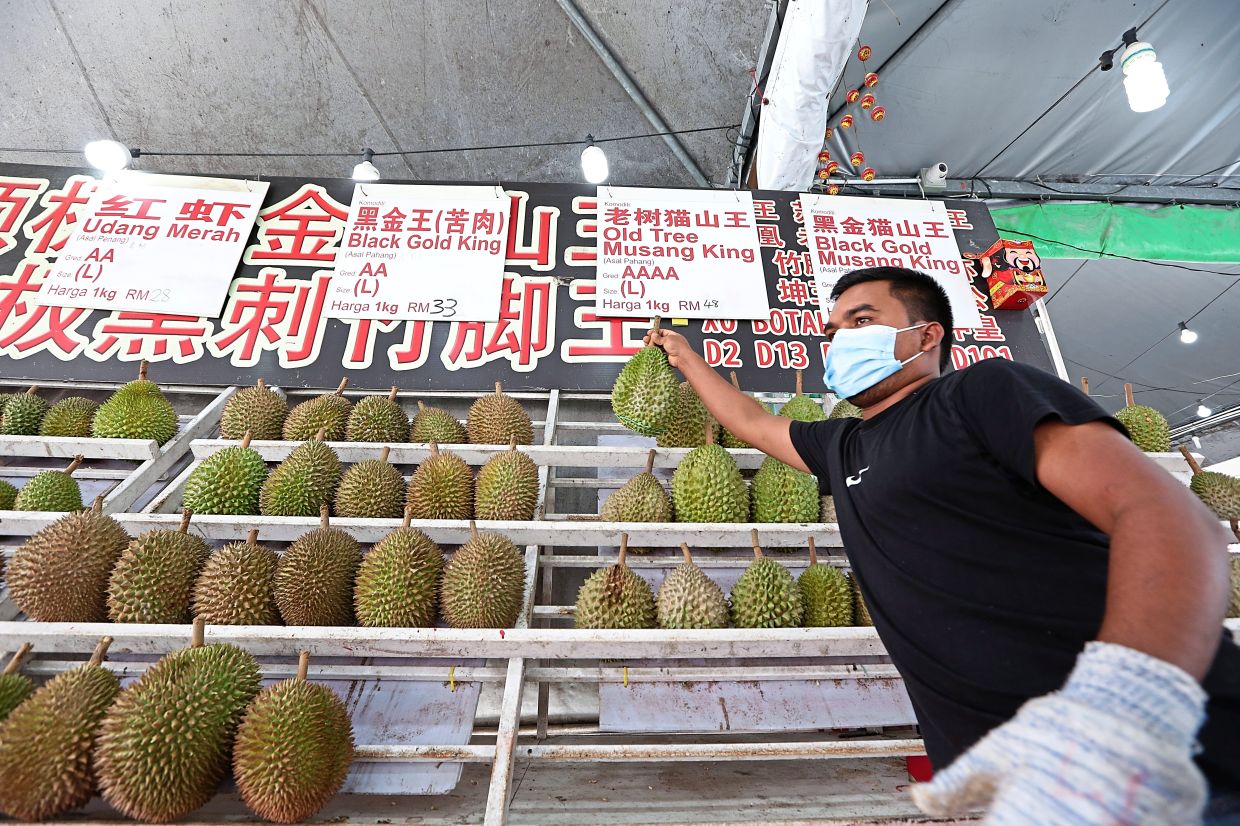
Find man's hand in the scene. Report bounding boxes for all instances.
[912,642,1208,825]
[644,327,695,370]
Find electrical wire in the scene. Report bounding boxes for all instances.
[993,227,1240,279]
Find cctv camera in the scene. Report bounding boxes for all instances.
[919,162,949,191]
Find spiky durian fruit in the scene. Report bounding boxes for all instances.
[282,378,352,441]
[612,320,679,436]
[0,386,49,435]
[409,400,468,444]
[91,361,179,444]
[1114,383,1170,452]
[406,442,474,520]
[600,449,673,554]
[1180,447,1240,521]
[12,454,84,512]
[849,571,874,627]
[440,522,525,628]
[656,544,729,629]
[233,652,354,823]
[193,529,281,625]
[107,510,211,624]
[672,424,749,523]
[828,398,863,419]
[0,480,16,510]
[474,439,539,521]
[656,381,716,448]
[0,637,119,821]
[182,431,269,515]
[729,531,803,628]
[220,378,287,441]
[259,430,342,517]
[38,396,98,437]
[334,446,406,519]
[777,370,824,422]
[354,509,443,627]
[798,538,853,626]
[750,455,820,525]
[0,644,34,722]
[574,534,656,629]
[275,506,362,626]
[346,386,409,443]
[467,382,534,445]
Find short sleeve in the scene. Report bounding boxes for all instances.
[789,419,846,494]
[953,358,1125,486]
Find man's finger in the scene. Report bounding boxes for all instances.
[910,744,1005,816]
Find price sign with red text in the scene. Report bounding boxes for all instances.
[799,194,982,329]
[596,187,769,320]
[38,172,267,317]
[327,183,508,322]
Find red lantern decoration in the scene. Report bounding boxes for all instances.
[861,167,877,182]
[839,115,854,130]
[824,126,834,140]
[827,184,842,195]
[845,88,860,104]
[864,72,879,88]
[860,93,875,110]
[817,167,830,181]
[850,150,865,167]
[825,160,840,176]
[858,44,873,61]
[870,106,886,122]
[817,150,831,164]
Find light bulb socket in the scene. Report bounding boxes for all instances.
[361,148,374,162]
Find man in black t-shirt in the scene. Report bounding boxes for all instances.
[647,266,1239,825]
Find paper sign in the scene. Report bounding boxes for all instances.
[799,194,983,329]
[39,172,267,317]
[596,187,770,320]
[326,184,508,321]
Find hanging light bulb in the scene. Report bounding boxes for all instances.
[1196,401,1213,419]
[1177,321,1197,344]
[84,140,132,173]
[580,136,609,184]
[1119,33,1169,112]
[352,148,381,182]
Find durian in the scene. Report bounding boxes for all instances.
[672,423,749,523]
[354,508,444,627]
[182,431,269,515]
[467,382,534,445]
[574,534,656,629]
[38,395,98,437]
[1227,554,1239,620]
[0,480,16,510]
[751,455,820,524]
[1114,383,1170,452]
[656,381,716,448]
[778,370,824,422]
[0,644,33,722]
[729,530,803,628]
[347,386,409,443]
[283,378,352,441]
[7,497,129,621]
[275,506,362,626]
[828,398,863,419]
[0,386,48,435]
[95,621,262,822]
[1180,446,1240,521]
[0,637,119,821]
[600,449,673,553]
[611,318,679,436]
[656,544,729,629]
[260,430,342,517]
[474,438,539,521]
[334,445,406,519]
[849,571,874,627]
[720,371,773,450]
[440,522,526,628]
[822,495,838,522]
[233,652,354,823]
[91,360,179,444]
[107,509,210,624]
[193,529,281,625]
[410,400,468,444]
[406,442,474,520]
[13,454,84,512]
[220,378,287,441]
[798,537,853,626]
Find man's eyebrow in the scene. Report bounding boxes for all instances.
[825,303,880,333]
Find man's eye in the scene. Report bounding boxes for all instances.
[856,317,872,326]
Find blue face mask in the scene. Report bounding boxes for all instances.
[822,323,928,401]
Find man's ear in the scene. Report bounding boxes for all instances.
[922,321,946,354]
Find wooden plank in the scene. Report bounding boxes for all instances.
[0,435,159,461]
[484,658,527,826]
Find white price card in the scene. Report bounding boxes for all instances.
[326,183,508,321]
[38,172,267,318]
[799,194,982,329]
[595,187,770,320]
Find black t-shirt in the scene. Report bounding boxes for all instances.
[790,357,1240,790]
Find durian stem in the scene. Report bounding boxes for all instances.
[314,427,327,442]
[795,370,804,396]
[191,618,205,648]
[429,441,440,456]
[494,382,503,395]
[3,643,31,675]
[808,536,818,567]
[417,400,426,412]
[1080,376,1090,395]
[24,385,37,396]
[644,448,656,475]
[751,528,763,559]
[256,377,266,389]
[402,505,413,529]
[335,377,349,396]
[88,636,112,667]
[652,316,662,332]
[705,415,715,445]
[138,360,149,382]
[379,446,391,463]
[469,520,479,541]
[730,370,742,391]
[388,386,399,401]
[178,508,192,533]
[240,430,254,448]
[1124,383,1135,407]
[90,495,104,514]
[296,651,310,682]
[679,543,693,565]
[63,455,83,477]
[508,435,517,451]
[1231,519,1240,544]
[246,528,259,545]
[618,533,629,566]
[1178,445,1204,475]
[319,504,330,529]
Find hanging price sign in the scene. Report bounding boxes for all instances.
[595,187,770,320]
[326,183,508,322]
[37,172,267,317]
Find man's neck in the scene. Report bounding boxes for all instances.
[861,372,939,420]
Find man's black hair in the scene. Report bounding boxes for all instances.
[829,266,954,370]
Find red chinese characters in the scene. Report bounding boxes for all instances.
[0,259,89,359]
[506,191,558,271]
[243,184,349,267]
[561,279,645,362]
[208,269,330,367]
[441,275,557,371]
[0,177,48,256]
[89,312,212,362]
[22,175,97,258]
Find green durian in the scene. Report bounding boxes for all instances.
[474,439,539,521]
[233,653,354,824]
[220,378,288,441]
[720,371,773,450]
[1227,555,1239,620]
[95,625,262,822]
[778,370,824,422]
[38,395,98,437]
[656,544,729,629]
[12,455,83,512]
[406,442,474,520]
[282,378,352,441]
[828,398,863,419]
[612,327,679,436]
[849,571,874,627]
[600,449,674,553]
[275,507,362,626]
[574,535,657,629]
[193,529,281,625]
[798,538,853,626]
[182,431,269,515]
[466,382,534,445]
[333,446,406,519]
[91,361,179,444]
[107,510,211,624]
[729,533,803,628]
[672,427,749,523]
[440,522,526,628]
[409,400,468,444]
[0,644,34,723]
[259,431,342,517]
[0,386,48,435]
[346,386,409,443]
[751,456,820,524]
[0,637,119,821]
[0,480,17,510]
[354,510,443,628]
[1114,384,1170,452]
[1182,448,1240,521]
[656,381,716,448]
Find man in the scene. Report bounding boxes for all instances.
[648,266,1240,825]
